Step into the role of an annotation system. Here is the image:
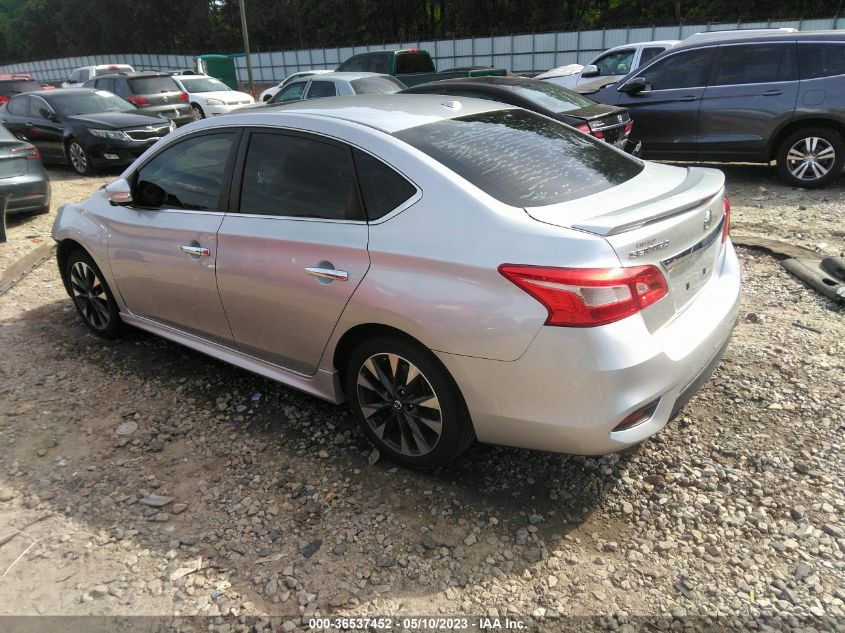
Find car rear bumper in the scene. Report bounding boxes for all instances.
[436,240,741,455]
[2,172,51,214]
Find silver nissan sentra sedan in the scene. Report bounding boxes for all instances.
[52,95,740,470]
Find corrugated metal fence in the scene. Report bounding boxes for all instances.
[1,17,842,85]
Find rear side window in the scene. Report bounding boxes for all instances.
[6,95,29,116]
[798,42,845,79]
[351,76,405,94]
[306,80,336,99]
[128,76,179,94]
[594,49,635,76]
[337,55,367,72]
[394,109,643,207]
[713,43,797,85]
[135,133,234,210]
[352,149,416,220]
[239,133,363,221]
[640,47,714,90]
[396,53,435,74]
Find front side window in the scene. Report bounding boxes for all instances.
[395,109,643,207]
[29,97,52,118]
[594,49,635,76]
[134,133,234,210]
[713,43,797,86]
[69,70,81,83]
[239,132,363,221]
[352,149,416,220]
[638,47,666,67]
[305,80,337,99]
[271,82,306,103]
[639,47,715,90]
[798,42,845,79]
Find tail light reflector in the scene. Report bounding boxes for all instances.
[499,264,668,327]
[721,196,731,243]
[11,144,40,160]
[624,121,633,135]
[178,91,189,103]
[612,400,660,432]
[126,96,149,106]
[0,96,8,104]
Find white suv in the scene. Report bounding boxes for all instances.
[537,41,679,88]
[62,64,135,88]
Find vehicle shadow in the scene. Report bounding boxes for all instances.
[1,294,635,616]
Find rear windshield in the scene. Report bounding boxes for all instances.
[351,76,406,94]
[95,66,132,76]
[394,109,643,207]
[396,52,435,74]
[0,80,40,97]
[510,81,596,113]
[128,76,180,94]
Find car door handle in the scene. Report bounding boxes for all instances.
[305,267,349,281]
[180,244,210,257]
[25,122,33,127]
[678,96,698,102]
[762,89,783,96]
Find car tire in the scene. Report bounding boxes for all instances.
[345,335,474,470]
[262,94,271,102]
[66,140,96,176]
[65,249,124,339]
[191,104,205,119]
[776,127,845,189]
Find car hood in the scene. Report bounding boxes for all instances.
[193,90,252,103]
[64,110,167,129]
[575,75,624,94]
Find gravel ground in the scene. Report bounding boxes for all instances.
[0,162,843,632]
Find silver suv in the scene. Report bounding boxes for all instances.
[52,95,740,469]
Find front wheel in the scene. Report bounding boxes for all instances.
[345,336,474,470]
[776,127,845,188]
[191,103,205,119]
[67,141,95,176]
[65,249,124,339]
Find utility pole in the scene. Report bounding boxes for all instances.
[238,0,255,96]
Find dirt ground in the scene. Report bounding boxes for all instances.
[0,161,843,632]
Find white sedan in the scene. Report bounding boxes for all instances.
[172,75,254,118]
[259,70,332,102]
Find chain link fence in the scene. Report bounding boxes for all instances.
[1,17,841,85]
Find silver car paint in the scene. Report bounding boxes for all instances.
[53,94,741,455]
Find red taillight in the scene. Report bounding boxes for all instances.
[721,197,731,243]
[498,264,668,327]
[575,123,591,134]
[0,96,8,104]
[624,121,633,135]
[126,96,149,106]
[11,144,40,160]
[178,91,188,103]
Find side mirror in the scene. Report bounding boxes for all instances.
[105,178,133,205]
[581,64,600,78]
[38,108,55,121]
[619,77,648,94]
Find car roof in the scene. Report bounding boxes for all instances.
[670,29,845,52]
[406,75,544,90]
[225,94,510,133]
[601,40,680,53]
[287,72,396,84]
[92,71,171,80]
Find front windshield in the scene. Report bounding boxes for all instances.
[179,77,229,93]
[51,90,135,115]
[510,81,596,113]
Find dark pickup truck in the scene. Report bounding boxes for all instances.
[336,49,506,87]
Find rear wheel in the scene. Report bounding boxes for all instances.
[65,249,124,339]
[191,103,205,119]
[67,140,95,176]
[776,127,845,188]
[345,335,474,470]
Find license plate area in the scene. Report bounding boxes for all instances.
[661,221,722,310]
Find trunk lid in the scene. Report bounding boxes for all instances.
[0,142,28,179]
[525,162,727,315]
